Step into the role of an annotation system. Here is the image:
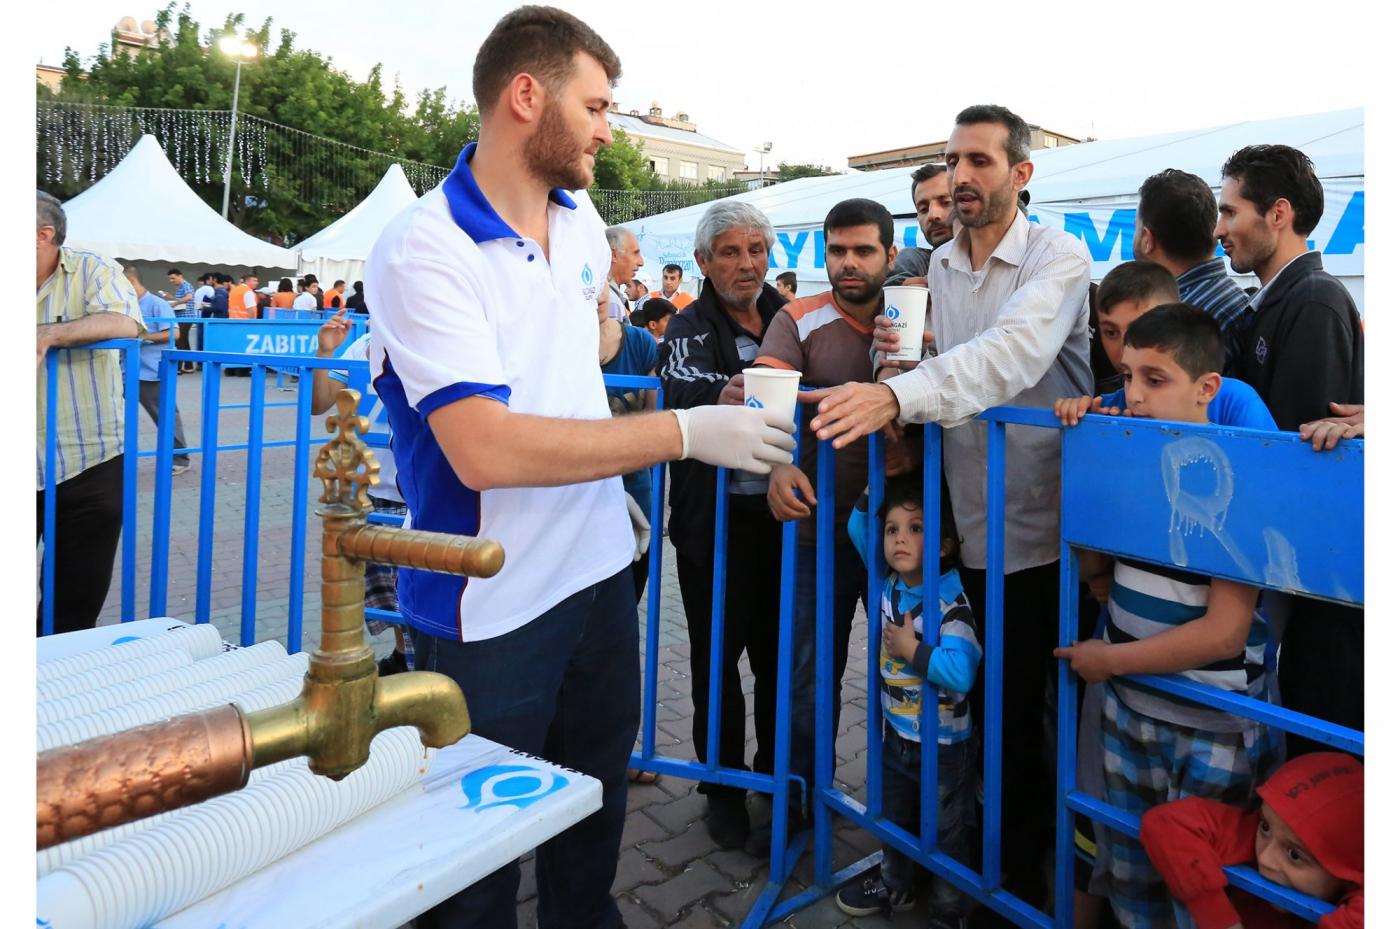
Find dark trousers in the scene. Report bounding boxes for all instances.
[36,454,124,635]
[959,560,1060,901]
[137,380,191,464]
[410,568,639,929]
[674,504,783,799]
[1280,597,1364,758]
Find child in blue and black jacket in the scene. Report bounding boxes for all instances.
[837,474,982,929]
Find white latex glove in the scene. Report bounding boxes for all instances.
[624,494,651,562]
[671,406,796,474]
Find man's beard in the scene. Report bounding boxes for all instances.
[831,269,883,305]
[923,220,953,248]
[524,100,590,191]
[953,184,1014,229]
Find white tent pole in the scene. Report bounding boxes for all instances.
[220,58,243,220]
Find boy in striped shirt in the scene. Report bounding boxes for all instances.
[1055,304,1280,929]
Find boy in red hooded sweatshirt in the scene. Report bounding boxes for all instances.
[1140,752,1363,928]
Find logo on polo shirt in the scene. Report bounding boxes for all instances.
[581,263,594,285]
[458,764,568,813]
[1255,336,1268,364]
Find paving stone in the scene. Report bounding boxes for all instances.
[640,821,724,869]
[613,846,668,893]
[614,892,663,929]
[621,805,671,846]
[632,861,736,922]
[644,789,709,836]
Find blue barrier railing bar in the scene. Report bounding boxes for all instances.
[638,379,666,760]
[120,341,140,622]
[919,423,942,856]
[980,419,1007,892]
[287,367,313,654]
[1053,537,1080,929]
[41,350,60,637]
[194,363,223,624]
[864,436,886,825]
[813,437,838,887]
[149,354,178,615]
[705,466,731,775]
[240,364,267,646]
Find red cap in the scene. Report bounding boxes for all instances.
[1257,752,1363,886]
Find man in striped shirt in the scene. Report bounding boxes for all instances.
[1133,169,1252,366]
[36,190,145,635]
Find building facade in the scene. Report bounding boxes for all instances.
[847,125,1082,172]
[609,103,746,185]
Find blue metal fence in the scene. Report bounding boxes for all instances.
[37,347,1363,928]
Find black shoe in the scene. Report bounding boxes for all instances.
[377,650,409,677]
[703,793,750,849]
[835,869,916,917]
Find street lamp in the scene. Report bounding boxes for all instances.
[218,35,259,219]
[755,141,773,188]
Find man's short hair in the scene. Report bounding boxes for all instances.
[304,273,319,284]
[694,200,775,261]
[605,226,635,254]
[662,263,683,276]
[473,6,620,116]
[824,198,894,250]
[775,271,797,290]
[1220,144,1325,236]
[217,273,233,284]
[1138,169,1220,262]
[1123,303,1224,380]
[37,190,66,245]
[167,267,184,277]
[909,163,947,200]
[333,279,345,288]
[641,297,677,324]
[120,263,140,281]
[1096,260,1181,315]
[242,273,257,282]
[954,104,1031,166]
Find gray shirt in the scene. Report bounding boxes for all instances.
[886,246,933,286]
[886,210,1091,572]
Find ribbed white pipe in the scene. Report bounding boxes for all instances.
[37,625,224,684]
[35,758,307,878]
[37,650,196,703]
[37,654,310,752]
[38,641,287,724]
[37,727,430,929]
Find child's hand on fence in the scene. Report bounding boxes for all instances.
[1053,639,1115,683]
[883,613,919,664]
[316,309,351,357]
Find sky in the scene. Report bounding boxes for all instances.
[31,0,1385,174]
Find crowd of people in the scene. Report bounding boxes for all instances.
[36,6,1365,929]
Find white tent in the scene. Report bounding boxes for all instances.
[624,109,1364,311]
[296,163,420,286]
[62,134,296,278]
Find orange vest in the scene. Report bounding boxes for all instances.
[323,287,344,309]
[271,291,296,308]
[649,290,695,310]
[228,284,253,319]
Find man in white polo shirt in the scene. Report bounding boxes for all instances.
[363,9,794,929]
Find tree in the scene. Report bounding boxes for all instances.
[590,128,652,191]
[776,162,836,182]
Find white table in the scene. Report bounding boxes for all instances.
[39,621,602,929]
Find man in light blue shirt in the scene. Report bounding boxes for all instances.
[124,266,191,473]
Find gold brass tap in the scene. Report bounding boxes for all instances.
[37,389,505,848]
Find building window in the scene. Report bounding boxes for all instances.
[651,157,669,176]
[707,164,725,181]
[1044,137,1058,148]
[679,160,698,180]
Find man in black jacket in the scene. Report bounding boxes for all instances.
[660,200,787,850]
[1215,143,1364,755]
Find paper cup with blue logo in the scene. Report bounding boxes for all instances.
[882,286,929,362]
[742,367,802,423]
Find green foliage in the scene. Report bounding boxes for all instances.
[776,161,836,181]
[40,3,479,239]
[590,128,653,191]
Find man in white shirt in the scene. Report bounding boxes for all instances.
[363,9,794,928]
[806,103,1092,909]
[292,280,319,310]
[605,225,643,320]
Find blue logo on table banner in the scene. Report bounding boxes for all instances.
[459,765,568,813]
[745,396,764,409]
[581,263,594,285]
[885,306,900,320]
[110,635,141,645]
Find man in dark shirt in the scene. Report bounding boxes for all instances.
[1215,143,1364,756]
[1133,168,1253,364]
[887,163,955,286]
[659,200,788,850]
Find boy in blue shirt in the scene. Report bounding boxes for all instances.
[1055,305,1280,929]
[838,475,981,929]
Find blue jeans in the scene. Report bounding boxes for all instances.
[789,538,866,814]
[880,726,976,917]
[410,568,639,929]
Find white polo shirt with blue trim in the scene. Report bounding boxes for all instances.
[364,142,633,642]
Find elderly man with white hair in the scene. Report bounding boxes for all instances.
[658,200,790,851]
[605,224,644,320]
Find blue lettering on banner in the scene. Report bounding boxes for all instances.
[459,764,568,813]
[814,230,825,269]
[903,226,919,248]
[776,230,809,269]
[203,321,325,357]
[1064,208,1136,261]
[1325,191,1364,254]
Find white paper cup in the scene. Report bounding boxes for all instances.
[882,286,928,362]
[742,368,802,422]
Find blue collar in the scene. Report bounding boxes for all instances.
[442,142,578,244]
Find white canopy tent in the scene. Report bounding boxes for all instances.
[623,109,1364,311]
[296,163,420,288]
[62,134,296,288]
